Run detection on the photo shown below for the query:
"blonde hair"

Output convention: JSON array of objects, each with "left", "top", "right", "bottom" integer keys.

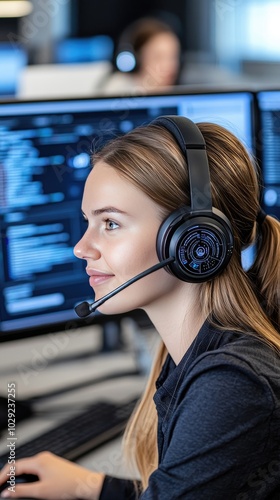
[{"left": 93, "top": 122, "right": 280, "bottom": 490}]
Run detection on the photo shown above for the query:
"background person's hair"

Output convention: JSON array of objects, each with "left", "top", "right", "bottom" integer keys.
[{"left": 93, "top": 121, "right": 280, "bottom": 489}]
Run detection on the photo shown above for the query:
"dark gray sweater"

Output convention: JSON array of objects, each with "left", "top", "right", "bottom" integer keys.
[{"left": 100, "top": 320, "right": 280, "bottom": 499}]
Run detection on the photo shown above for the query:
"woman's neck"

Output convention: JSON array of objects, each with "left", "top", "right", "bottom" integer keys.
[{"left": 145, "top": 282, "right": 207, "bottom": 365}]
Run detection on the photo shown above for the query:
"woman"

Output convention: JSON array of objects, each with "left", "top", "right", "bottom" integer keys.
[
  {"left": 102, "top": 17, "right": 181, "bottom": 95},
  {"left": 0, "top": 116, "right": 280, "bottom": 499}
]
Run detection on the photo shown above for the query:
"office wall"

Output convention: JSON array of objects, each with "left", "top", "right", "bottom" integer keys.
[{"left": 73, "top": 0, "right": 186, "bottom": 44}]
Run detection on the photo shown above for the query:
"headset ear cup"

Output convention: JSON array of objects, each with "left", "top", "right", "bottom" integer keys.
[
  {"left": 115, "top": 24, "right": 138, "bottom": 73},
  {"left": 157, "top": 207, "right": 234, "bottom": 282},
  {"left": 115, "top": 44, "right": 137, "bottom": 72},
  {"left": 157, "top": 207, "right": 187, "bottom": 263}
]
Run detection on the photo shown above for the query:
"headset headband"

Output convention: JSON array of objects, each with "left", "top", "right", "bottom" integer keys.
[{"left": 152, "top": 116, "right": 212, "bottom": 212}]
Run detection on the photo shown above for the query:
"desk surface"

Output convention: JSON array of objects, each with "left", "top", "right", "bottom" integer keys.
[{"left": 0, "top": 320, "right": 158, "bottom": 478}]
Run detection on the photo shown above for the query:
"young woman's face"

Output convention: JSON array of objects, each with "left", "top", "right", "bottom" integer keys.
[
  {"left": 74, "top": 161, "right": 179, "bottom": 315},
  {"left": 139, "top": 32, "right": 180, "bottom": 87}
]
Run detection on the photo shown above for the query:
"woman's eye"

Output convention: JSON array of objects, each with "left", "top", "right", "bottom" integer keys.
[{"left": 105, "top": 219, "right": 119, "bottom": 230}]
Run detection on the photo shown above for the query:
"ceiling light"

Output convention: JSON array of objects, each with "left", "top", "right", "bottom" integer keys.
[{"left": 0, "top": 1, "right": 33, "bottom": 18}]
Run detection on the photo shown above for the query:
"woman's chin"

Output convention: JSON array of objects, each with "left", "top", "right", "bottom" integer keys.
[{"left": 96, "top": 300, "right": 135, "bottom": 316}]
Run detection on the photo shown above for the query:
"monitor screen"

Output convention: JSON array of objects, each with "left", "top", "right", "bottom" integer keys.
[
  {"left": 0, "top": 90, "right": 255, "bottom": 341},
  {"left": 0, "top": 43, "right": 27, "bottom": 96},
  {"left": 54, "top": 36, "right": 114, "bottom": 64},
  {"left": 256, "top": 90, "right": 280, "bottom": 221}
]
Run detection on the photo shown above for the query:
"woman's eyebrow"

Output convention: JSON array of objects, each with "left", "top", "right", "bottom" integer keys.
[{"left": 92, "top": 207, "right": 127, "bottom": 216}]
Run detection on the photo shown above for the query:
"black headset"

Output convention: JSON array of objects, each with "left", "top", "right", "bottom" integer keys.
[
  {"left": 115, "top": 22, "right": 141, "bottom": 73},
  {"left": 152, "top": 115, "right": 234, "bottom": 283}
]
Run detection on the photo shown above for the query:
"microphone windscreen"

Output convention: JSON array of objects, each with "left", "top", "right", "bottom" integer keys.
[{"left": 74, "top": 301, "right": 91, "bottom": 318}]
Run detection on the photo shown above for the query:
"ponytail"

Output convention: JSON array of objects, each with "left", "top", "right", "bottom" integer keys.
[{"left": 249, "top": 215, "right": 280, "bottom": 330}]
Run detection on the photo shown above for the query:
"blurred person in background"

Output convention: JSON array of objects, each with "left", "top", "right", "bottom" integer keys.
[{"left": 102, "top": 17, "right": 181, "bottom": 95}]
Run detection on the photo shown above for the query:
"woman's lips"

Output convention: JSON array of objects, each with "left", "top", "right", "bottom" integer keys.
[{"left": 86, "top": 270, "right": 114, "bottom": 287}]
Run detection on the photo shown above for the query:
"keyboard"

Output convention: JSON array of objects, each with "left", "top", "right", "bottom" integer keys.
[{"left": 0, "top": 397, "right": 138, "bottom": 468}]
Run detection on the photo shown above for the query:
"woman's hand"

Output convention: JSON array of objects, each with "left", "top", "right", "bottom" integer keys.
[{"left": 0, "top": 452, "right": 105, "bottom": 499}]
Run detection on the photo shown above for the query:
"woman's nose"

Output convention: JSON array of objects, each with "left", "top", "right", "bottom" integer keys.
[{"left": 73, "top": 232, "right": 101, "bottom": 261}]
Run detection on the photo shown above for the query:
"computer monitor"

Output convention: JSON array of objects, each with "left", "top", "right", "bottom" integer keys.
[
  {"left": 17, "top": 61, "right": 113, "bottom": 99},
  {"left": 0, "top": 43, "right": 27, "bottom": 97},
  {"left": 255, "top": 90, "right": 280, "bottom": 221},
  {"left": 0, "top": 90, "right": 255, "bottom": 341},
  {"left": 54, "top": 36, "right": 114, "bottom": 64}
]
